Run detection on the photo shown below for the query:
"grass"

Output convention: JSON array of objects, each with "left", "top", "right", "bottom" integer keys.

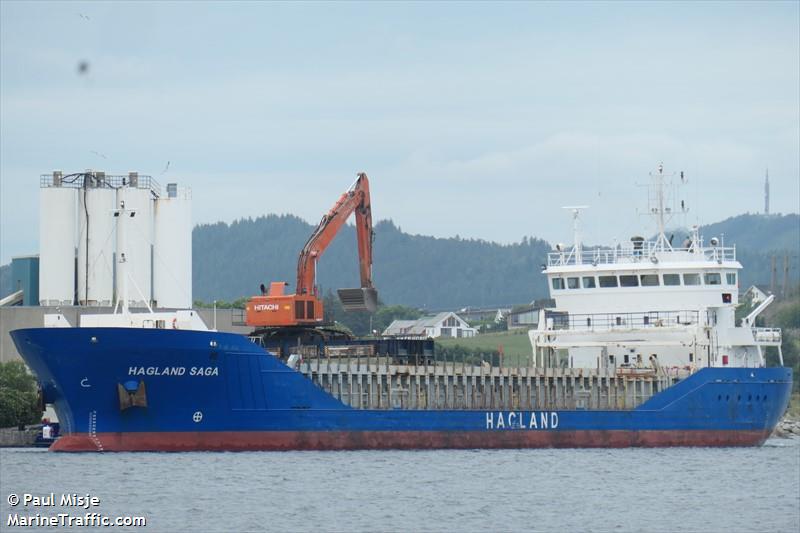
[{"left": 436, "top": 329, "right": 533, "bottom": 366}]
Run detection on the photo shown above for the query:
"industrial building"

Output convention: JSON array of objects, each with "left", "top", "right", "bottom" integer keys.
[
  {"left": 1, "top": 170, "right": 194, "bottom": 362},
  {"left": 38, "top": 170, "right": 192, "bottom": 308}
]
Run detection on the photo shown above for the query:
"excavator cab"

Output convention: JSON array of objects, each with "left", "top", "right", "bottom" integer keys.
[{"left": 337, "top": 287, "right": 378, "bottom": 313}]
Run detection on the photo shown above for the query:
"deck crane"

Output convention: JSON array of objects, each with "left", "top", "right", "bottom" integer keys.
[{"left": 245, "top": 173, "right": 378, "bottom": 333}]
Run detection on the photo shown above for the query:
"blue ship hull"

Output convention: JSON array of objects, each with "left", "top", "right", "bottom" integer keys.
[{"left": 10, "top": 327, "right": 793, "bottom": 451}]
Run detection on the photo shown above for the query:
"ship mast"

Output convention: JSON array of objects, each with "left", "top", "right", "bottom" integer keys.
[
  {"left": 653, "top": 164, "right": 670, "bottom": 251},
  {"left": 647, "top": 163, "right": 687, "bottom": 252},
  {"left": 562, "top": 206, "right": 588, "bottom": 263}
]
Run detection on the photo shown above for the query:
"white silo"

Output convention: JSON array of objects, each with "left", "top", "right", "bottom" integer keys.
[
  {"left": 77, "top": 172, "right": 116, "bottom": 306},
  {"left": 116, "top": 173, "right": 153, "bottom": 307},
  {"left": 153, "top": 184, "right": 192, "bottom": 309},
  {"left": 39, "top": 171, "right": 78, "bottom": 305}
]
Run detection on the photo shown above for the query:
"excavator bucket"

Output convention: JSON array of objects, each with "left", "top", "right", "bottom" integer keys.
[{"left": 337, "top": 288, "right": 378, "bottom": 313}]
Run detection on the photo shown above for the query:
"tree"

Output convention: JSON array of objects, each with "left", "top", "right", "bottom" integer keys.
[
  {"left": 763, "top": 286, "right": 800, "bottom": 391},
  {"left": 0, "top": 361, "right": 41, "bottom": 428}
]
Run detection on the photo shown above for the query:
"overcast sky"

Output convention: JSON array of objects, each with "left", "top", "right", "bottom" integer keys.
[{"left": 1, "top": 1, "right": 798, "bottom": 264}]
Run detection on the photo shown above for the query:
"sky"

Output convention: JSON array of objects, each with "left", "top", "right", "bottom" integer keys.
[{"left": 1, "top": 1, "right": 798, "bottom": 264}]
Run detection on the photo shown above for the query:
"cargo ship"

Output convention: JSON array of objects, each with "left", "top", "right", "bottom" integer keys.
[{"left": 10, "top": 166, "right": 793, "bottom": 451}]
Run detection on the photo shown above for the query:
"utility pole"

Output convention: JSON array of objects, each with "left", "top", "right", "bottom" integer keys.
[
  {"left": 770, "top": 254, "right": 777, "bottom": 294},
  {"left": 764, "top": 168, "right": 770, "bottom": 215},
  {"left": 783, "top": 253, "right": 789, "bottom": 297}
]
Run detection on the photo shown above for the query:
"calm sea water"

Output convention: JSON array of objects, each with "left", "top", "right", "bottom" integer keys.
[{"left": 1, "top": 439, "right": 798, "bottom": 533}]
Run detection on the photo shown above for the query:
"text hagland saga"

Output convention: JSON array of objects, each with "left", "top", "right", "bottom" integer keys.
[{"left": 128, "top": 366, "right": 218, "bottom": 376}]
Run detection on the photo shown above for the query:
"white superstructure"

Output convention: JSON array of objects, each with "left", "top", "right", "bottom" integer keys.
[{"left": 530, "top": 164, "right": 782, "bottom": 372}]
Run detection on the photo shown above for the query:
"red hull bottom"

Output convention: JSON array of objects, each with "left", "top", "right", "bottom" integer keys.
[{"left": 50, "top": 430, "right": 771, "bottom": 452}]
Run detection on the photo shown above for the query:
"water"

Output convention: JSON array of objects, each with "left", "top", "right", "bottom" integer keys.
[{"left": 2, "top": 439, "right": 799, "bottom": 532}]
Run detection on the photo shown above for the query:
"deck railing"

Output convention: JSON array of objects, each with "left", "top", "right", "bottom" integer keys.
[
  {"left": 547, "top": 242, "right": 736, "bottom": 267},
  {"left": 40, "top": 173, "right": 161, "bottom": 196},
  {"left": 752, "top": 327, "right": 782, "bottom": 344},
  {"left": 548, "top": 310, "right": 701, "bottom": 332}
]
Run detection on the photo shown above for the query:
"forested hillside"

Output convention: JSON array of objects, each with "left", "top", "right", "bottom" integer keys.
[
  {"left": 700, "top": 214, "right": 799, "bottom": 291},
  {"left": 192, "top": 216, "right": 552, "bottom": 309},
  {"left": 2, "top": 213, "right": 798, "bottom": 309},
  {"left": 191, "top": 213, "right": 798, "bottom": 308}
]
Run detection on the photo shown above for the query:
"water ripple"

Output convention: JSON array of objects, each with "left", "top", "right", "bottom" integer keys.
[{"left": 1, "top": 442, "right": 798, "bottom": 532}]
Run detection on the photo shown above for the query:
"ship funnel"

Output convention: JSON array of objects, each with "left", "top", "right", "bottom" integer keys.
[{"left": 337, "top": 288, "right": 378, "bottom": 313}]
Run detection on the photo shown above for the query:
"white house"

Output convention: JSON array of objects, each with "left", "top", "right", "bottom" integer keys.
[
  {"left": 506, "top": 306, "right": 539, "bottom": 330},
  {"left": 458, "top": 307, "right": 511, "bottom": 324},
  {"left": 383, "top": 312, "right": 478, "bottom": 339},
  {"left": 743, "top": 285, "right": 770, "bottom": 305}
]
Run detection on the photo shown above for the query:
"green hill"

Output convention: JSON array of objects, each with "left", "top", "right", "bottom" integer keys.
[
  {"left": 699, "top": 214, "right": 799, "bottom": 292},
  {"left": 190, "top": 212, "right": 798, "bottom": 308},
  {"left": 2, "top": 212, "right": 798, "bottom": 309},
  {"left": 192, "top": 216, "right": 551, "bottom": 309}
]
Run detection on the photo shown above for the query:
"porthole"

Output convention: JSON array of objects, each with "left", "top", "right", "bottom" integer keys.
[
  {"left": 748, "top": 395, "right": 752, "bottom": 401},
  {"left": 717, "top": 395, "right": 722, "bottom": 401},
  {"left": 726, "top": 395, "right": 730, "bottom": 401},
  {"left": 737, "top": 395, "right": 741, "bottom": 402}
]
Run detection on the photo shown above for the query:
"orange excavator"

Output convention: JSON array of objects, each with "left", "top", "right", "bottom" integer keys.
[{"left": 245, "top": 172, "right": 378, "bottom": 333}]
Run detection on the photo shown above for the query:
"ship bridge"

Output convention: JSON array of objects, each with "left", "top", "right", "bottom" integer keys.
[{"left": 535, "top": 164, "right": 783, "bottom": 371}]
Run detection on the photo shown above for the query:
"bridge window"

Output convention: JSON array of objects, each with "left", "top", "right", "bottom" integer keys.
[
  {"left": 599, "top": 276, "right": 618, "bottom": 288},
  {"left": 620, "top": 275, "right": 639, "bottom": 287},
  {"left": 552, "top": 278, "right": 565, "bottom": 290},
  {"left": 567, "top": 277, "right": 580, "bottom": 289},
  {"left": 705, "top": 272, "right": 721, "bottom": 285},
  {"left": 582, "top": 276, "right": 596, "bottom": 288},
  {"left": 663, "top": 274, "right": 681, "bottom": 286},
  {"left": 683, "top": 273, "right": 701, "bottom": 286},
  {"left": 726, "top": 273, "right": 736, "bottom": 285},
  {"left": 722, "top": 293, "right": 732, "bottom": 303},
  {"left": 640, "top": 274, "right": 660, "bottom": 286}
]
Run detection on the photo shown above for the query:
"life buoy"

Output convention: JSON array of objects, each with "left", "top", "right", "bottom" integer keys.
[{"left": 172, "top": 318, "right": 178, "bottom": 329}]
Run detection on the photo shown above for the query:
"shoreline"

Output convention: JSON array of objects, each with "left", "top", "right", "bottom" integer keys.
[{"left": 773, "top": 413, "right": 800, "bottom": 438}]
